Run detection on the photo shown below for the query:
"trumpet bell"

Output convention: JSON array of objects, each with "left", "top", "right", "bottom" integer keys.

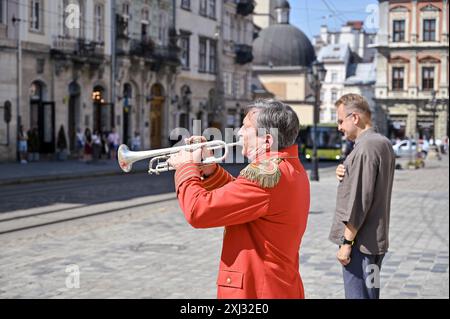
[
  {"left": 118, "top": 144, "right": 132, "bottom": 173},
  {"left": 117, "top": 140, "right": 242, "bottom": 174}
]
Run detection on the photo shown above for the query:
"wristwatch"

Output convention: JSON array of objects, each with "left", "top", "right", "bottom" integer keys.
[{"left": 340, "top": 236, "right": 355, "bottom": 246}]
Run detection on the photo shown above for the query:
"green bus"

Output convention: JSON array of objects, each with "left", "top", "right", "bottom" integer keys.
[{"left": 299, "top": 124, "right": 343, "bottom": 161}]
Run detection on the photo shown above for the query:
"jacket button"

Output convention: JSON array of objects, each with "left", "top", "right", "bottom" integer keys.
[{"left": 226, "top": 277, "right": 232, "bottom": 284}]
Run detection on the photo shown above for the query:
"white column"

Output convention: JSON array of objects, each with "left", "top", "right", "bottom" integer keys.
[
  {"left": 375, "top": 53, "right": 388, "bottom": 98},
  {"left": 411, "top": 1, "right": 417, "bottom": 43},
  {"left": 442, "top": 0, "right": 448, "bottom": 43},
  {"left": 377, "top": 1, "right": 389, "bottom": 45},
  {"left": 440, "top": 53, "right": 449, "bottom": 95},
  {"left": 410, "top": 52, "right": 417, "bottom": 95}
]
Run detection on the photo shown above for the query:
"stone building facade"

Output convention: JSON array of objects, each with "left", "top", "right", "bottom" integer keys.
[{"left": 374, "top": 0, "right": 449, "bottom": 140}]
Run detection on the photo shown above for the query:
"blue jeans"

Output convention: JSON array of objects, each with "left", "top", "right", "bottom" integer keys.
[{"left": 343, "top": 248, "right": 385, "bottom": 299}]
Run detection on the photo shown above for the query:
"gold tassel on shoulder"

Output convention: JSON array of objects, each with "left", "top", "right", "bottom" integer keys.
[{"left": 240, "top": 158, "right": 283, "bottom": 188}]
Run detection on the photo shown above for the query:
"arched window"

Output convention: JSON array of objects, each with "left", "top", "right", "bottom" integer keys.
[
  {"left": 94, "top": 2, "right": 105, "bottom": 43},
  {"left": 141, "top": 8, "right": 150, "bottom": 40},
  {"left": 29, "top": 81, "right": 44, "bottom": 101}
]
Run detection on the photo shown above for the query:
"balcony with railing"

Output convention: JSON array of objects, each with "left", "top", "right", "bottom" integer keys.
[
  {"left": 153, "top": 44, "right": 180, "bottom": 66},
  {"left": 236, "top": 0, "right": 255, "bottom": 16},
  {"left": 235, "top": 44, "right": 253, "bottom": 64},
  {"left": 128, "top": 37, "right": 155, "bottom": 60},
  {"left": 51, "top": 36, "right": 105, "bottom": 60}
]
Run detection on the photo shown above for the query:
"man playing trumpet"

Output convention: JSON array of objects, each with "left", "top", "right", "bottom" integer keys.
[{"left": 168, "top": 99, "right": 310, "bottom": 299}]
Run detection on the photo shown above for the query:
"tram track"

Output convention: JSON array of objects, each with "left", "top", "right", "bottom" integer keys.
[{"left": 0, "top": 194, "right": 177, "bottom": 235}]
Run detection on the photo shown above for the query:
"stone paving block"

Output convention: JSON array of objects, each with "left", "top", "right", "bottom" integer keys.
[{"left": 0, "top": 158, "right": 448, "bottom": 299}]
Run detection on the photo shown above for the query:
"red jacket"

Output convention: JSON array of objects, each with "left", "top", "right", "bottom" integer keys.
[{"left": 175, "top": 145, "right": 310, "bottom": 299}]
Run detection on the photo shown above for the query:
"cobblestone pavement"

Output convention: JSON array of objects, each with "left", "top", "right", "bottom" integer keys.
[{"left": 0, "top": 157, "right": 448, "bottom": 299}]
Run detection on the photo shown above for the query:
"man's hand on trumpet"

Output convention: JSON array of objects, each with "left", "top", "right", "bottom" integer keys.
[
  {"left": 167, "top": 136, "right": 218, "bottom": 177},
  {"left": 167, "top": 147, "right": 202, "bottom": 169}
]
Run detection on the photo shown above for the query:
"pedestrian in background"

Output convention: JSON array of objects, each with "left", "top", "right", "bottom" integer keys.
[
  {"left": 92, "top": 130, "right": 102, "bottom": 162},
  {"left": 27, "top": 127, "right": 40, "bottom": 162},
  {"left": 18, "top": 125, "right": 28, "bottom": 164},
  {"left": 107, "top": 127, "right": 120, "bottom": 160},
  {"left": 76, "top": 128, "right": 85, "bottom": 160},
  {"left": 329, "top": 94, "right": 395, "bottom": 299},
  {"left": 131, "top": 131, "right": 141, "bottom": 151},
  {"left": 56, "top": 125, "right": 68, "bottom": 161},
  {"left": 83, "top": 128, "right": 93, "bottom": 163}
]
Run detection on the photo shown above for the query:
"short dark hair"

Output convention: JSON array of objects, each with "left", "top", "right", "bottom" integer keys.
[{"left": 246, "top": 99, "right": 300, "bottom": 150}]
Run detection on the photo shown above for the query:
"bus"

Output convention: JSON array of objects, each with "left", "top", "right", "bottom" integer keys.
[{"left": 299, "top": 124, "right": 343, "bottom": 161}]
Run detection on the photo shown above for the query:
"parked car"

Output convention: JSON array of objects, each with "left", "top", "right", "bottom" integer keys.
[{"left": 392, "top": 140, "right": 418, "bottom": 158}]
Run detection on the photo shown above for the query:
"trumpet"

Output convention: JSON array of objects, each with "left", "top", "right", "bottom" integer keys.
[{"left": 118, "top": 140, "right": 242, "bottom": 175}]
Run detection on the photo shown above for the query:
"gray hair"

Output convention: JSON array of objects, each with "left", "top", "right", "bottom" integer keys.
[
  {"left": 335, "top": 93, "right": 372, "bottom": 119},
  {"left": 245, "top": 99, "right": 300, "bottom": 150}
]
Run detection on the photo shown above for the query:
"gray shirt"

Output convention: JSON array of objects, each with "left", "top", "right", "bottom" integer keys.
[{"left": 329, "top": 128, "right": 396, "bottom": 255}]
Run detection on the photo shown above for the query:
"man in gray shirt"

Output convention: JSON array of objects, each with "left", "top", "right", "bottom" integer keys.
[{"left": 329, "top": 94, "right": 395, "bottom": 299}]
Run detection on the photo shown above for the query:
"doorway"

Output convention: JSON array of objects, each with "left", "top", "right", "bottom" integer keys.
[
  {"left": 150, "top": 84, "right": 165, "bottom": 149},
  {"left": 122, "top": 83, "right": 133, "bottom": 146},
  {"left": 29, "top": 81, "right": 55, "bottom": 154},
  {"left": 68, "top": 81, "right": 81, "bottom": 152}
]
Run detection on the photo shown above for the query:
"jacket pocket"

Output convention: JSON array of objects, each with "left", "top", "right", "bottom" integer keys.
[{"left": 216, "top": 270, "right": 244, "bottom": 289}]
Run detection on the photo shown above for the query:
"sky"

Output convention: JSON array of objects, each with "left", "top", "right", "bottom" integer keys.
[{"left": 289, "top": 0, "right": 380, "bottom": 40}]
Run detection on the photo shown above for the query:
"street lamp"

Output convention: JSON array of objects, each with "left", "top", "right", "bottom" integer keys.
[
  {"left": 307, "top": 60, "right": 327, "bottom": 182},
  {"left": 422, "top": 89, "right": 444, "bottom": 159},
  {"left": 428, "top": 90, "right": 438, "bottom": 146}
]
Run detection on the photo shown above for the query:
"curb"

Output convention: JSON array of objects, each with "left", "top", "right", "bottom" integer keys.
[
  {"left": 0, "top": 168, "right": 150, "bottom": 187},
  {"left": 0, "top": 162, "right": 343, "bottom": 187}
]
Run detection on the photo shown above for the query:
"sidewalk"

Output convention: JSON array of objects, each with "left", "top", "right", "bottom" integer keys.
[
  {"left": 0, "top": 159, "right": 150, "bottom": 186},
  {"left": 0, "top": 158, "right": 252, "bottom": 186},
  {"left": 1, "top": 152, "right": 437, "bottom": 186}
]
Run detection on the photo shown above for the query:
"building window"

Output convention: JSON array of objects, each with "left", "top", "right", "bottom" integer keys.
[
  {"left": 0, "top": 0, "right": 5, "bottom": 24},
  {"left": 423, "top": 19, "right": 436, "bottom": 42},
  {"left": 121, "top": 2, "right": 130, "bottom": 37},
  {"left": 199, "top": 0, "right": 207, "bottom": 17},
  {"left": 180, "top": 35, "right": 190, "bottom": 69},
  {"left": 331, "top": 89, "right": 338, "bottom": 103},
  {"left": 199, "top": 37, "right": 207, "bottom": 72},
  {"left": 331, "top": 110, "right": 337, "bottom": 122},
  {"left": 158, "top": 14, "right": 167, "bottom": 45},
  {"left": 141, "top": 8, "right": 149, "bottom": 40},
  {"left": 320, "top": 110, "right": 325, "bottom": 122},
  {"left": 422, "top": 67, "right": 435, "bottom": 91},
  {"left": 233, "top": 73, "right": 239, "bottom": 98},
  {"left": 30, "top": 0, "right": 42, "bottom": 32},
  {"left": 393, "top": 20, "right": 405, "bottom": 42},
  {"left": 94, "top": 4, "right": 104, "bottom": 42},
  {"left": 209, "top": 40, "right": 217, "bottom": 73},
  {"left": 331, "top": 72, "right": 338, "bottom": 83},
  {"left": 208, "top": 0, "right": 216, "bottom": 19},
  {"left": 122, "top": 3, "right": 129, "bottom": 16},
  {"left": 392, "top": 67, "right": 404, "bottom": 90},
  {"left": 223, "top": 73, "right": 233, "bottom": 96},
  {"left": 236, "top": 20, "right": 242, "bottom": 43},
  {"left": 181, "top": 0, "right": 190, "bottom": 10}
]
